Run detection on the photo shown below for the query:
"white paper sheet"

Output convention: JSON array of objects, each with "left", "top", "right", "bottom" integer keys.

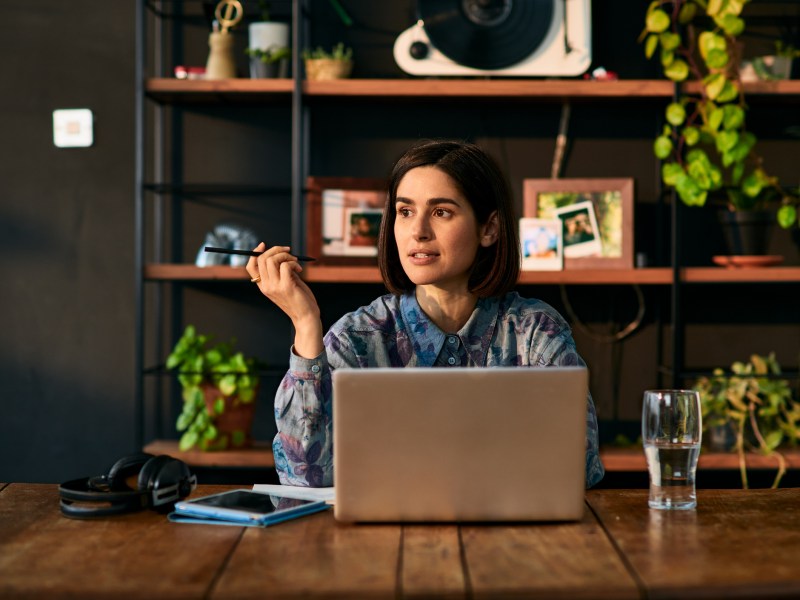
[{"left": 252, "top": 483, "right": 335, "bottom": 504}]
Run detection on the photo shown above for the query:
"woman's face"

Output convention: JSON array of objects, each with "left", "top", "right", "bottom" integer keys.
[{"left": 394, "top": 166, "right": 493, "bottom": 292}]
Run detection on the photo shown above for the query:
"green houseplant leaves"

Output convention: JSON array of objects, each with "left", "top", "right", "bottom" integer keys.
[
  {"left": 642, "top": 0, "right": 799, "bottom": 228},
  {"left": 166, "top": 325, "right": 262, "bottom": 451},
  {"left": 694, "top": 353, "right": 800, "bottom": 488}
]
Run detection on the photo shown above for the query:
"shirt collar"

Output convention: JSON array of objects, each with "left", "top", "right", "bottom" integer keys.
[{"left": 400, "top": 292, "right": 501, "bottom": 367}]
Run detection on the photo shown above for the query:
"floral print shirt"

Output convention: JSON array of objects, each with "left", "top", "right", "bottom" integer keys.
[{"left": 272, "top": 291, "right": 605, "bottom": 488}]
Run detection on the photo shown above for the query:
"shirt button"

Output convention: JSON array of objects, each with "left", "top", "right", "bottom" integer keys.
[
  {"left": 448, "top": 357, "right": 456, "bottom": 365},
  {"left": 448, "top": 336, "right": 457, "bottom": 345},
  {"left": 311, "top": 364, "right": 320, "bottom": 374}
]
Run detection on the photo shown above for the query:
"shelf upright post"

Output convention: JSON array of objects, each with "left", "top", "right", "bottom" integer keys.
[
  {"left": 291, "top": 0, "right": 308, "bottom": 252},
  {"left": 134, "top": 0, "right": 146, "bottom": 449},
  {"left": 670, "top": 80, "right": 683, "bottom": 390}
]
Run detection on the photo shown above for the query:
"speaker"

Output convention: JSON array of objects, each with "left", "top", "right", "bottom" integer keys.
[
  {"left": 58, "top": 453, "right": 197, "bottom": 519},
  {"left": 394, "top": 0, "right": 591, "bottom": 77}
]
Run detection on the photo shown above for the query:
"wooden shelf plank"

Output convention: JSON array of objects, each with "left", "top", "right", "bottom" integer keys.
[
  {"left": 144, "top": 439, "right": 274, "bottom": 468},
  {"left": 304, "top": 79, "right": 675, "bottom": 98},
  {"left": 144, "top": 264, "right": 800, "bottom": 284},
  {"left": 145, "top": 265, "right": 248, "bottom": 280},
  {"left": 601, "top": 447, "right": 800, "bottom": 472},
  {"left": 144, "top": 78, "right": 800, "bottom": 103},
  {"left": 145, "top": 78, "right": 294, "bottom": 103},
  {"left": 682, "top": 266, "right": 800, "bottom": 283}
]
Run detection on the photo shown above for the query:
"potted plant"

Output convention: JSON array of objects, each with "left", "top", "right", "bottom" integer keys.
[
  {"left": 246, "top": 45, "right": 291, "bottom": 79},
  {"left": 303, "top": 42, "right": 353, "bottom": 81},
  {"left": 693, "top": 352, "right": 800, "bottom": 488},
  {"left": 247, "top": 0, "right": 290, "bottom": 79},
  {"left": 166, "top": 325, "right": 262, "bottom": 452},
  {"left": 641, "top": 1, "right": 799, "bottom": 256}
]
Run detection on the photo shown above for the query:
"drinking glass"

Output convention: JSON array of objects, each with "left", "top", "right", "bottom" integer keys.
[{"left": 642, "top": 389, "right": 702, "bottom": 510}]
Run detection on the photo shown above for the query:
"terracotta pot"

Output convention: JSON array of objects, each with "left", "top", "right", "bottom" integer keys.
[{"left": 201, "top": 383, "right": 256, "bottom": 451}]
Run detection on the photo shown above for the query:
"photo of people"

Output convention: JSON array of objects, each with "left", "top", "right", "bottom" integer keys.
[
  {"left": 321, "top": 189, "right": 385, "bottom": 256},
  {"left": 519, "top": 218, "right": 563, "bottom": 271},
  {"left": 552, "top": 201, "right": 603, "bottom": 258},
  {"left": 344, "top": 208, "right": 382, "bottom": 253}
]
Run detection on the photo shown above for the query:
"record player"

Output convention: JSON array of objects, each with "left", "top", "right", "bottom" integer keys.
[{"left": 394, "top": 0, "right": 591, "bottom": 77}]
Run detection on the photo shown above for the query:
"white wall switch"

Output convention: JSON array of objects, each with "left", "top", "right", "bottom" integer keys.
[{"left": 53, "top": 108, "right": 94, "bottom": 148}]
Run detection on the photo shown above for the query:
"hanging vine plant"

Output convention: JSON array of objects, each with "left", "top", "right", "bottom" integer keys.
[{"left": 641, "top": 0, "right": 799, "bottom": 228}]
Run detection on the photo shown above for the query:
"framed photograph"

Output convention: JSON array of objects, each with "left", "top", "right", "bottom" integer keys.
[
  {"left": 306, "top": 177, "right": 387, "bottom": 265},
  {"left": 523, "top": 178, "right": 634, "bottom": 270},
  {"left": 519, "top": 218, "right": 563, "bottom": 271}
]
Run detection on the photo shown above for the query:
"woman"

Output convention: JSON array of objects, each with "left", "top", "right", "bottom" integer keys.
[{"left": 247, "top": 140, "right": 604, "bottom": 488}]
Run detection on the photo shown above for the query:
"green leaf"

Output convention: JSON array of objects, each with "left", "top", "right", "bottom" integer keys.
[
  {"left": 654, "top": 136, "right": 673, "bottom": 159},
  {"left": 707, "top": 107, "right": 724, "bottom": 132},
  {"left": 645, "top": 33, "right": 659, "bottom": 59},
  {"left": 707, "top": 0, "right": 724, "bottom": 16},
  {"left": 742, "top": 171, "right": 764, "bottom": 198},
  {"left": 720, "top": 15, "right": 745, "bottom": 37},
  {"left": 646, "top": 9, "right": 671, "bottom": 33},
  {"left": 218, "top": 374, "right": 237, "bottom": 396},
  {"left": 765, "top": 430, "right": 783, "bottom": 451},
  {"left": 698, "top": 32, "right": 726, "bottom": 61},
  {"left": 179, "top": 431, "right": 198, "bottom": 452},
  {"left": 716, "top": 130, "right": 739, "bottom": 153},
  {"left": 231, "top": 430, "right": 247, "bottom": 447},
  {"left": 659, "top": 32, "right": 681, "bottom": 51},
  {"left": 705, "top": 48, "right": 729, "bottom": 70},
  {"left": 688, "top": 160, "right": 713, "bottom": 190},
  {"left": 214, "top": 397, "right": 225, "bottom": 414},
  {"left": 683, "top": 126, "right": 700, "bottom": 146},
  {"left": 777, "top": 205, "right": 797, "bottom": 229},
  {"left": 666, "top": 102, "right": 686, "bottom": 126},
  {"left": 722, "top": 105, "right": 745, "bottom": 130},
  {"left": 731, "top": 161, "right": 745, "bottom": 185},
  {"left": 660, "top": 48, "right": 675, "bottom": 68},
  {"left": 664, "top": 59, "right": 689, "bottom": 81},
  {"left": 662, "top": 162, "right": 684, "bottom": 186},
  {"left": 705, "top": 73, "right": 726, "bottom": 100},
  {"left": 678, "top": 2, "right": 697, "bottom": 24},
  {"left": 716, "top": 80, "right": 739, "bottom": 103}
]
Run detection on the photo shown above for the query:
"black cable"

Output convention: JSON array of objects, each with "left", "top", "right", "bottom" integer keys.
[{"left": 559, "top": 284, "right": 646, "bottom": 344}]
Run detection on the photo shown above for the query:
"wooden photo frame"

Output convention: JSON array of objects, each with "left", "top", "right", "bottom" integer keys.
[
  {"left": 523, "top": 178, "right": 634, "bottom": 270},
  {"left": 306, "top": 177, "right": 388, "bottom": 265}
]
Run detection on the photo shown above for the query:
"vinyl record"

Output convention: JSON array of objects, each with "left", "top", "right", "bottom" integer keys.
[{"left": 419, "top": 0, "right": 555, "bottom": 70}]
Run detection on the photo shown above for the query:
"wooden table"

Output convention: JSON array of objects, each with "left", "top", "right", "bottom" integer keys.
[{"left": 2, "top": 483, "right": 800, "bottom": 599}]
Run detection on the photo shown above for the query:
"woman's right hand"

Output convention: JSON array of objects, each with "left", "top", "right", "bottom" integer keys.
[{"left": 246, "top": 243, "right": 324, "bottom": 358}]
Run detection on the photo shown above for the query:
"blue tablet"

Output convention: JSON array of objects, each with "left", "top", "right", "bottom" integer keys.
[{"left": 171, "top": 489, "right": 329, "bottom": 526}]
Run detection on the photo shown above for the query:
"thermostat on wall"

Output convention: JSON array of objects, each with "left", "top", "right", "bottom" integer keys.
[{"left": 53, "top": 108, "right": 93, "bottom": 148}]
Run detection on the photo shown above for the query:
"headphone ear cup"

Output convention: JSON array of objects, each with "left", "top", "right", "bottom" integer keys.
[
  {"left": 106, "top": 453, "right": 155, "bottom": 491},
  {"left": 137, "top": 455, "right": 196, "bottom": 511},
  {"left": 137, "top": 455, "right": 172, "bottom": 494}
]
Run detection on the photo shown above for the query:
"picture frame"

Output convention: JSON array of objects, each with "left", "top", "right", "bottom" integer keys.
[
  {"left": 306, "top": 177, "right": 387, "bottom": 265},
  {"left": 519, "top": 218, "right": 563, "bottom": 271},
  {"left": 523, "top": 178, "right": 634, "bottom": 270}
]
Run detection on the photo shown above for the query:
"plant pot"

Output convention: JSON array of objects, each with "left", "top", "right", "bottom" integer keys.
[
  {"left": 249, "top": 58, "right": 289, "bottom": 79},
  {"left": 201, "top": 383, "right": 256, "bottom": 451},
  {"left": 248, "top": 21, "right": 289, "bottom": 53},
  {"left": 717, "top": 209, "right": 775, "bottom": 256},
  {"left": 305, "top": 58, "right": 353, "bottom": 81}
]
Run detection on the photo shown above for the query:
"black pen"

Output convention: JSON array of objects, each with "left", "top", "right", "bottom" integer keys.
[{"left": 204, "top": 246, "right": 317, "bottom": 262}]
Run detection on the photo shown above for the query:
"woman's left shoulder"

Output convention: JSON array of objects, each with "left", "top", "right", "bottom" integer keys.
[{"left": 497, "top": 291, "right": 569, "bottom": 326}]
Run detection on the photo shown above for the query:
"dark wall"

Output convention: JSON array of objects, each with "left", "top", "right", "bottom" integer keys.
[
  {"left": 0, "top": 3, "right": 136, "bottom": 482},
  {"left": 1, "top": 2, "right": 798, "bottom": 483}
]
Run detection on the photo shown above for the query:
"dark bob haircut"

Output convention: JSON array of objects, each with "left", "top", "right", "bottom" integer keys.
[{"left": 378, "top": 139, "right": 520, "bottom": 297}]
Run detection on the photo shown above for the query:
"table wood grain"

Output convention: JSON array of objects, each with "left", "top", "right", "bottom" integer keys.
[
  {"left": 4, "top": 484, "right": 800, "bottom": 599},
  {"left": 586, "top": 488, "right": 800, "bottom": 599}
]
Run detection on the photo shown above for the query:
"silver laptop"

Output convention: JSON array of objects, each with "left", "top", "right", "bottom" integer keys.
[{"left": 333, "top": 366, "right": 588, "bottom": 522}]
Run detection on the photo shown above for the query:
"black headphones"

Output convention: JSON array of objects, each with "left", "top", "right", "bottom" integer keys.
[{"left": 58, "top": 453, "right": 197, "bottom": 519}]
